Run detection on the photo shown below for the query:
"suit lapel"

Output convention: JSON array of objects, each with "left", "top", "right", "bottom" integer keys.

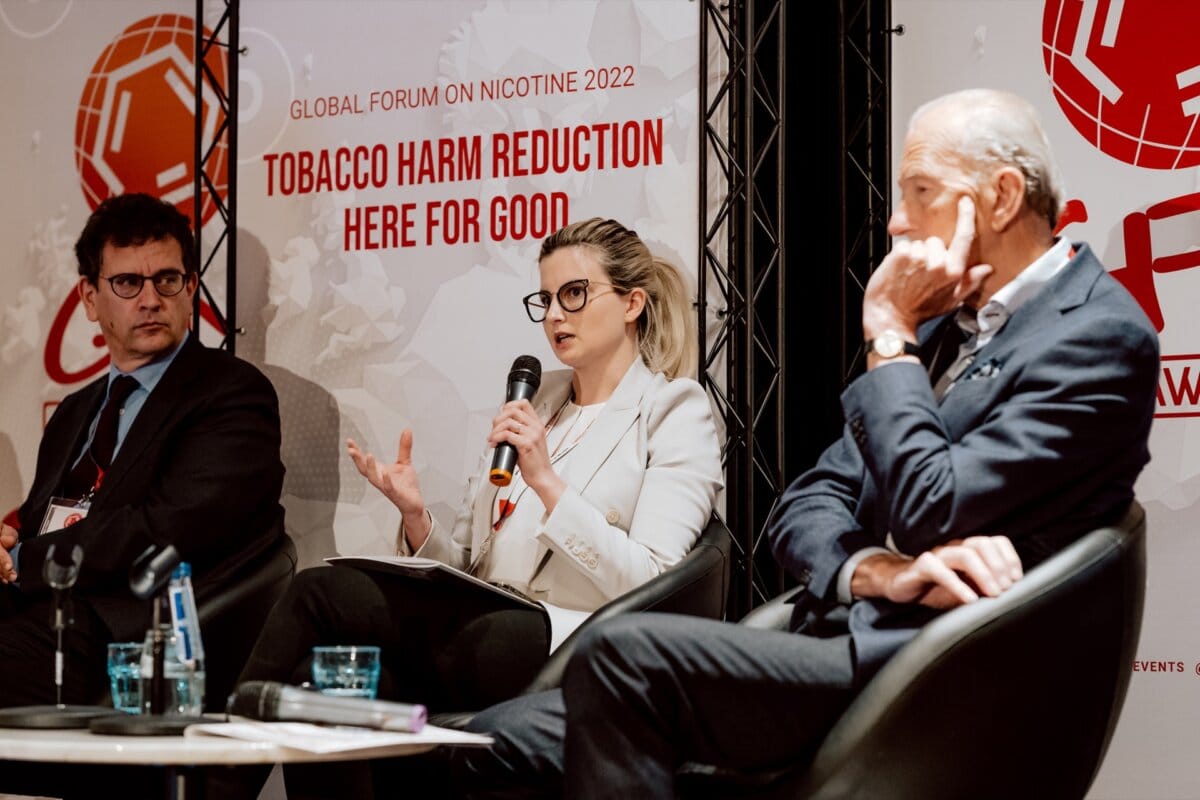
[
  {"left": 528, "top": 360, "right": 651, "bottom": 579},
  {"left": 919, "top": 313, "right": 965, "bottom": 385},
  {"left": 558, "top": 359, "right": 651, "bottom": 494},
  {"left": 94, "top": 338, "right": 202, "bottom": 502},
  {"left": 962, "top": 245, "right": 1103, "bottom": 370},
  {"left": 45, "top": 379, "right": 107, "bottom": 500}
]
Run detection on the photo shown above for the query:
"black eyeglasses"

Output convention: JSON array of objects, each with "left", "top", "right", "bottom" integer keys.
[
  {"left": 522, "top": 279, "right": 619, "bottom": 323},
  {"left": 100, "top": 270, "right": 191, "bottom": 299}
]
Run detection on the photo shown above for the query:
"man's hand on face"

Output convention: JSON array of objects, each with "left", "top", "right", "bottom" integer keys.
[
  {"left": 863, "top": 196, "right": 994, "bottom": 341},
  {"left": 852, "top": 535, "right": 1024, "bottom": 610}
]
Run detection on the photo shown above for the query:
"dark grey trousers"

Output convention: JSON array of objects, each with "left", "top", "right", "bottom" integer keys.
[{"left": 457, "top": 613, "right": 859, "bottom": 799}]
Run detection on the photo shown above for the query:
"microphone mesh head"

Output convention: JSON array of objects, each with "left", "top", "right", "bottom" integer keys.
[
  {"left": 509, "top": 355, "right": 542, "bottom": 390},
  {"left": 227, "top": 680, "right": 281, "bottom": 721}
]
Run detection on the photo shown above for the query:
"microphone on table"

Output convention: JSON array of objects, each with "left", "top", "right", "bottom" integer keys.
[
  {"left": 228, "top": 681, "right": 427, "bottom": 733},
  {"left": 489, "top": 355, "right": 542, "bottom": 486}
]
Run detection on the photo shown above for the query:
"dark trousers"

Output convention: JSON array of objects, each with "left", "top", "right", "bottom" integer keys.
[
  {"left": 458, "top": 614, "right": 859, "bottom": 799},
  {"left": 0, "top": 587, "right": 126, "bottom": 799},
  {"left": 236, "top": 565, "right": 551, "bottom": 800},
  {"left": 0, "top": 586, "right": 112, "bottom": 707}
]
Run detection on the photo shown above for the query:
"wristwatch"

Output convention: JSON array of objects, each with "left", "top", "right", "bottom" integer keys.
[{"left": 865, "top": 330, "right": 920, "bottom": 360}]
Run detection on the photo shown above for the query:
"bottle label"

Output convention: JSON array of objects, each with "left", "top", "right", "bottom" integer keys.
[{"left": 167, "top": 580, "right": 205, "bottom": 665}]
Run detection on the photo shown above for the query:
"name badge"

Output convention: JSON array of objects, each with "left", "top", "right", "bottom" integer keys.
[{"left": 39, "top": 497, "right": 90, "bottom": 536}]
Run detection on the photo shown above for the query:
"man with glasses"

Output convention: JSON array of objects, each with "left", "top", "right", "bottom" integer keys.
[{"left": 0, "top": 193, "right": 285, "bottom": 707}]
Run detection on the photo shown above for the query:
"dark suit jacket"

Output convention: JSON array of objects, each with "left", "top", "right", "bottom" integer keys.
[
  {"left": 768, "top": 244, "right": 1159, "bottom": 681},
  {"left": 15, "top": 337, "right": 285, "bottom": 641}
]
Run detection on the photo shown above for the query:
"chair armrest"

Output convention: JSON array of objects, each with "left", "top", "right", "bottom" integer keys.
[
  {"left": 738, "top": 585, "right": 805, "bottom": 631},
  {"left": 521, "top": 532, "right": 728, "bottom": 694}
]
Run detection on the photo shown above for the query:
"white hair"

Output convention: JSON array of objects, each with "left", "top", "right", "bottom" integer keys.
[{"left": 912, "top": 89, "right": 1065, "bottom": 229}]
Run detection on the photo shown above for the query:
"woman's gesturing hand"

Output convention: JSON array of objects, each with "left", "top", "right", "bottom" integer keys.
[{"left": 348, "top": 430, "right": 431, "bottom": 547}]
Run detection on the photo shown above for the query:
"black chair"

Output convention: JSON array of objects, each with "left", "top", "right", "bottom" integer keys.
[
  {"left": 431, "top": 515, "right": 732, "bottom": 728},
  {"left": 681, "top": 502, "right": 1146, "bottom": 800},
  {"left": 195, "top": 532, "right": 297, "bottom": 712}
]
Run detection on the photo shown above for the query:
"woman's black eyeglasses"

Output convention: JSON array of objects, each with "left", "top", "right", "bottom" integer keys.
[
  {"left": 522, "top": 279, "right": 619, "bottom": 323},
  {"left": 100, "top": 270, "right": 190, "bottom": 299}
]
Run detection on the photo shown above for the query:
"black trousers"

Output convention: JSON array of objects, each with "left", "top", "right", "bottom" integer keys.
[
  {"left": 457, "top": 613, "right": 860, "bottom": 800},
  {"left": 0, "top": 590, "right": 198, "bottom": 799},
  {"left": 0, "top": 586, "right": 111, "bottom": 707},
  {"left": 235, "top": 565, "right": 551, "bottom": 800}
]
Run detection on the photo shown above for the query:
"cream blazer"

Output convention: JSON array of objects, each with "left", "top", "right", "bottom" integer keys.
[{"left": 399, "top": 358, "right": 723, "bottom": 613}]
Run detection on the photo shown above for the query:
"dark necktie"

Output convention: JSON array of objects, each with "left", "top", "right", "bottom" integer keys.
[
  {"left": 62, "top": 375, "right": 140, "bottom": 499},
  {"left": 926, "top": 313, "right": 971, "bottom": 387}
]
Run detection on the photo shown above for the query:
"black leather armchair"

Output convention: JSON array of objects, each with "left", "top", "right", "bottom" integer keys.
[
  {"left": 680, "top": 502, "right": 1147, "bottom": 800},
  {"left": 431, "top": 515, "right": 731, "bottom": 728},
  {"left": 195, "top": 532, "right": 297, "bottom": 712},
  {"left": 524, "top": 514, "right": 732, "bottom": 694}
]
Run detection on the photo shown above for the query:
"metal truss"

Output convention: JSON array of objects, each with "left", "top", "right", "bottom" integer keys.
[
  {"left": 838, "top": 0, "right": 893, "bottom": 384},
  {"left": 700, "top": 0, "right": 892, "bottom": 617},
  {"left": 698, "top": 0, "right": 786, "bottom": 619},
  {"left": 192, "top": 0, "right": 240, "bottom": 352}
]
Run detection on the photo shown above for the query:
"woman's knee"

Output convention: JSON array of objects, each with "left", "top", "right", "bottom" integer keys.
[{"left": 289, "top": 564, "right": 376, "bottom": 606}]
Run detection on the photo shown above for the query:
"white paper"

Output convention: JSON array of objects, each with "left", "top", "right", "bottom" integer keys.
[
  {"left": 185, "top": 721, "right": 492, "bottom": 753},
  {"left": 541, "top": 602, "right": 591, "bottom": 653}
]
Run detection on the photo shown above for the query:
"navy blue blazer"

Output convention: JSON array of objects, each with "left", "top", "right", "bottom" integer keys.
[
  {"left": 16, "top": 337, "right": 286, "bottom": 640},
  {"left": 768, "top": 244, "right": 1159, "bottom": 681}
]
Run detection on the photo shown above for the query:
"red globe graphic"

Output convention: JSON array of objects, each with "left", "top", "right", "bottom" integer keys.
[
  {"left": 1043, "top": 0, "right": 1200, "bottom": 169},
  {"left": 75, "top": 14, "right": 227, "bottom": 223}
]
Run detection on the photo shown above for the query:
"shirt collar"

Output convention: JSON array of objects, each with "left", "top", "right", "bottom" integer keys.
[
  {"left": 107, "top": 330, "right": 189, "bottom": 394},
  {"left": 958, "top": 238, "right": 1073, "bottom": 336}
]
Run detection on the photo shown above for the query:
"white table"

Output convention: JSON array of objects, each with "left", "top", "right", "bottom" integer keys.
[{"left": 0, "top": 720, "right": 487, "bottom": 798}]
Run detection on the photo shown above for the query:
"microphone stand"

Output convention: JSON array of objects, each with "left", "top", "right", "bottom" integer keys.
[
  {"left": 0, "top": 544, "right": 122, "bottom": 729},
  {"left": 91, "top": 544, "right": 205, "bottom": 736},
  {"left": 52, "top": 574, "right": 69, "bottom": 707}
]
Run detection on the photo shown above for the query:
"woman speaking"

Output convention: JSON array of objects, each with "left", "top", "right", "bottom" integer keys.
[{"left": 238, "top": 217, "right": 722, "bottom": 711}]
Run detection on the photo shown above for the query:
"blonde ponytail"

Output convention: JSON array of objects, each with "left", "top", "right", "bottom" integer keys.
[{"left": 639, "top": 256, "right": 696, "bottom": 379}]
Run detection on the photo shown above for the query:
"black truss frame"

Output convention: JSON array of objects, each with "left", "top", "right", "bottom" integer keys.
[
  {"left": 192, "top": 0, "right": 240, "bottom": 353},
  {"left": 189, "top": 1, "right": 893, "bottom": 619},
  {"left": 701, "top": 0, "right": 892, "bottom": 618},
  {"left": 838, "top": 0, "right": 893, "bottom": 386},
  {"left": 699, "top": 0, "right": 786, "bottom": 619}
]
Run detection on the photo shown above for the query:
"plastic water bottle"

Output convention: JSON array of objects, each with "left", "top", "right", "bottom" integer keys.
[
  {"left": 139, "top": 625, "right": 205, "bottom": 715},
  {"left": 139, "top": 562, "right": 205, "bottom": 715}
]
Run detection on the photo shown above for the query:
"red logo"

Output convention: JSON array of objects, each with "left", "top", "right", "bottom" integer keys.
[
  {"left": 75, "top": 14, "right": 227, "bottom": 221},
  {"left": 1043, "top": 0, "right": 1200, "bottom": 169},
  {"left": 63, "top": 513, "right": 84, "bottom": 528}
]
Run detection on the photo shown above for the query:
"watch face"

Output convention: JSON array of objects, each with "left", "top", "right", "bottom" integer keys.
[{"left": 875, "top": 331, "right": 903, "bottom": 358}]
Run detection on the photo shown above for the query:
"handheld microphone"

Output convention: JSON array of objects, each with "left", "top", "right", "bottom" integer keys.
[
  {"left": 489, "top": 355, "right": 542, "bottom": 486},
  {"left": 228, "top": 681, "right": 427, "bottom": 733},
  {"left": 129, "top": 543, "right": 181, "bottom": 600}
]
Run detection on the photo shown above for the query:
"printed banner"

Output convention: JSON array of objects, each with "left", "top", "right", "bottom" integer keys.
[
  {"left": 0, "top": 0, "right": 702, "bottom": 570},
  {"left": 892, "top": 1, "right": 1200, "bottom": 796}
]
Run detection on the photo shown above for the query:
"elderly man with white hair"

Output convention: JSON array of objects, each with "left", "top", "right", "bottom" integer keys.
[{"left": 452, "top": 89, "right": 1160, "bottom": 799}]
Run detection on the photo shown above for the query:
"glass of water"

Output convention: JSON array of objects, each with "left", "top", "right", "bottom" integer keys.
[
  {"left": 311, "top": 645, "right": 381, "bottom": 698},
  {"left": 106, "top": 642, "right": 143, "bottom": 714}
]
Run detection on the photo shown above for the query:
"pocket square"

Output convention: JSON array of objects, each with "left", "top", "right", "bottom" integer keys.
[{"left": 961, "top": 358, "right": 1004, "bottom": 381}]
